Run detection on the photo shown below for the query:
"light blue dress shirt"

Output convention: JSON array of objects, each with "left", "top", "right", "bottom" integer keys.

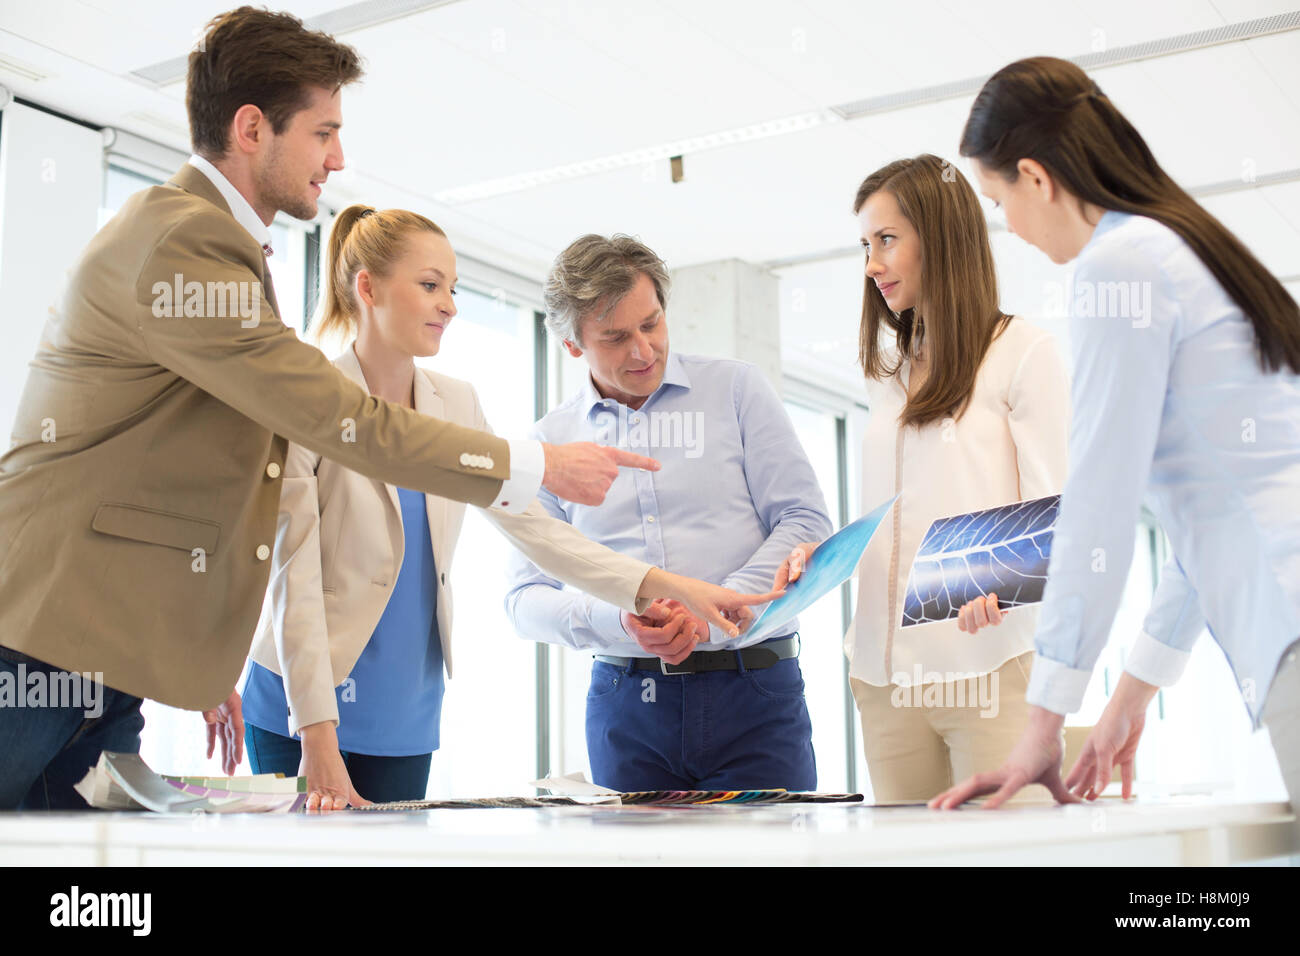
[
  {"left": 504, "top": 352, "right": 834, "bottom": 656},
  {"left": 1027, "top": 210, "right": 1300, "bottom": 726}
]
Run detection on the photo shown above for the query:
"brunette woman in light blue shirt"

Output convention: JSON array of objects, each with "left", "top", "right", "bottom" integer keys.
[{"left": 932, "top": 56, "right": 1300, "bottom": 815}]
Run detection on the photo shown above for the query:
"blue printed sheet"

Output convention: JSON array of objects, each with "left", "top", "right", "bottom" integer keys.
[
  {"left": 746, "top": 495, "right": 898, "bottom": 642},
  {"left": 900, "top": 494, "right": 1059, "bottom": 628}
]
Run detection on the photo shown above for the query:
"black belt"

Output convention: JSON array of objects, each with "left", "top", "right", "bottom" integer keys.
[{"left": 595, "top": 635, "right": 799, "bottom": 676}]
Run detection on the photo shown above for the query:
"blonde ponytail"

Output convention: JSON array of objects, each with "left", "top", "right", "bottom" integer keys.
[{"left": 312, "top": 203, "right": 447, "bottom": 351}]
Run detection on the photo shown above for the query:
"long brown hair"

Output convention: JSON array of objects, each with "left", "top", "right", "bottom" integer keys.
[
  {"left": 960, "top": 56, "right": 1300, "bottom": 374},
  {"left": 854, "top": 154, "right": 1009, "bottom": 428},
  {"left": 315, "top": 204, "right": 447, "bottom": 346}
]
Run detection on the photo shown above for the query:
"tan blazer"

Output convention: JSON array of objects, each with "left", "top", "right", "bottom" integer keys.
[
  {"left": 0, "top": 164, "right": 624, "bottom": 710},
  {"left": 249, "top": 345, "right": 653, "bottom": 734}
]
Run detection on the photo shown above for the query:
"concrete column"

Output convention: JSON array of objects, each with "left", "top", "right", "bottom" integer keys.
[{"left": 667, "top": 258, "right": 782, "bottom": 393}]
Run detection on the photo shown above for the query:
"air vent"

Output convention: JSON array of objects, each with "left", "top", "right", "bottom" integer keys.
[
  {"left": 119, "top": 110, "right": 190, "bottom": 139},
  {"left": 1189, "top": 166, "right": 1300, "bottom": 197},
  {"left": 0, "top": 53, "right": 49, "bottom": 83}
]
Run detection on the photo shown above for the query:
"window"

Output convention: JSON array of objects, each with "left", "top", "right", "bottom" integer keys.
[
  {"left": 782, "top": 401, "right": 855, "bottom": 793},
  {"left": 417, "top": 285, "right": 541, "bottom": 796}
]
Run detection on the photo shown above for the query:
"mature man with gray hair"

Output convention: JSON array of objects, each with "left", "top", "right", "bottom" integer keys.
[{"left": 505, "top": 234, "right": 833, "bottom": 792}]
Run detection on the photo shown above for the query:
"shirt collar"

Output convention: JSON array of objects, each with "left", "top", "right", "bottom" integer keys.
[
  {"left": 1080, "top": 208, "right": 1127, "bottom": 256},
  {"left": 580, "top": 351, "right": 692, "bottom": 416},
  {"left": 186, "top": 153, "right": 274, "bottom": 254}
]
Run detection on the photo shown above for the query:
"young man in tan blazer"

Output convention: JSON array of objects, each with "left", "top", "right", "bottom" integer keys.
[{"left": 0, "top": 8, "right": 770, "bottom": 810}]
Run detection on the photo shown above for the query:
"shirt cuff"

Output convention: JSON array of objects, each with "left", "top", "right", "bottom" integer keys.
[
  {"left": 1124, "top": 629, "right": 1193, "bottom": 688},
  {"left": 1024, "top": 655, "right": 1093, "bottom": 716},
  {"left": 491, "top": 439, "right": 544, "bottom": 514},
  {"left": 286, "top": 701, "right": 340, "bottom": 739},
  {"left": 592, "top": 600, "right": 630, "bottom": 648}
]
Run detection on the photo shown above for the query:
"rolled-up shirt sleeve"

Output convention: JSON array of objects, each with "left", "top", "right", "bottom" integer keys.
[
  {"left": 1026, "top": 241, "right": 1182, "bottom": 715},
  {"left": 1125, "top": 556, "right": 1206, "bottom": 686}
]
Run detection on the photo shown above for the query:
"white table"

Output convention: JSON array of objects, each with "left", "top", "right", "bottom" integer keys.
[{"left": 1, "top": 797, "right": 1295, "bottom": 865}]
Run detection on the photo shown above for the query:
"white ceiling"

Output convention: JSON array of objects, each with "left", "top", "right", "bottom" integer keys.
[{"left": 2, "top": 0, "right": 1298, "bottom": 388}]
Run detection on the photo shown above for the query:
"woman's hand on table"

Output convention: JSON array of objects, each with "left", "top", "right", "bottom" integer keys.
[
  {"left": 928, "top": 705, "right": 1081, "bottom": 809},
  {"left": 299, "top": 722, "right": 371, "bottom": 812}
]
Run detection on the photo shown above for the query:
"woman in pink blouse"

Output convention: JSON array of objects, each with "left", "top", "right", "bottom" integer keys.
[{"left": 778, "top": 154, "right": 1071, "bottom": 802}]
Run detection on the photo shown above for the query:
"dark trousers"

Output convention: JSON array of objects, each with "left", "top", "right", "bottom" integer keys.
[
  {"left": 0, "top": 646, "right": 145, "bottom": 810},
  {"left": 585, "top": 651, "right": 817, "bottom": 792},
  {"left": 245, "top": 722, "right": 433, "bottom": 804}
]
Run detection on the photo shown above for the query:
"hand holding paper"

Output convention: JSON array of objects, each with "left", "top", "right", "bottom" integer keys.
[
  {"left": 774, "top": 541, "right": 820, "bottom": 589},
  {"left": 956, "top": 592, "right": 1008, "bottom": 633},
  {"left": 746, "top": 495, "right": 898, "bottom": 644},
  {"left": 901, "top": 494, "right": 1059, "bottom": 628}
]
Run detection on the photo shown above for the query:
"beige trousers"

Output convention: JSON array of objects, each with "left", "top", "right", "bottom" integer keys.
[{"left": 851, "top": 651, "right": 1057, "bottom": 804}]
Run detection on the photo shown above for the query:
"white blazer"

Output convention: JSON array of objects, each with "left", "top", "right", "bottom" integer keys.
[{"left": 249, "top": 344, "right": 652, "bottom": 735}]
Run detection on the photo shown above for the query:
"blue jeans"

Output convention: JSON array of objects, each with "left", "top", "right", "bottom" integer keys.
[
  {"left": 0, "top": 646, "right": 145, "bottom": 810},
  {"left": 585, "top": 649, "right": 817, "bottom": 792},
  {"left": 245, "top": 722, "right": 432, "bottom": 803}
]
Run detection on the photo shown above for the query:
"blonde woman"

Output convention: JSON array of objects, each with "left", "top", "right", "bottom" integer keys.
[
  {"left": 241, "top": 206, "right": 777, "bottom": 810},
  {"left": 776, "top": 155, "right": 1071, "bottom": 802}
]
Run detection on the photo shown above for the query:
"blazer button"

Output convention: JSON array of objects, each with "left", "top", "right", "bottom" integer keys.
[
  {"left": 266, "top": 462, "right": 281, "bottom": 479},
  {"left": 256, "top": 544, "right": 271, "bottom": 561},
  {"left": 440, "top": 572, "right": 446, "bottom": 585}
]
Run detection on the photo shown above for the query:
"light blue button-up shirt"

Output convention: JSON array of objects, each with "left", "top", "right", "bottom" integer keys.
[
  {"left": 504, "top": 352, "right": 833, "bottom": 656},
  {"left": 1027, "top": 210, "right": 1300, "bottom": 726}
]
